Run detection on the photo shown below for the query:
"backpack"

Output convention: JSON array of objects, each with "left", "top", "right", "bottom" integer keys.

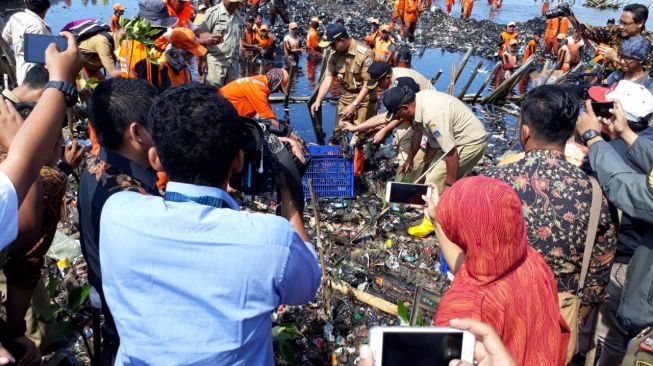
[{"left": 61, "top": 19, "right": 112, "bottom": 44}]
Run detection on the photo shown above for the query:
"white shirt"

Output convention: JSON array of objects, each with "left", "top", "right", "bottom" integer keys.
[
  {"left": 2, "top": 9, "right": 52, "bottom": 84},
  {"left": 0, "top": 171, "right": 18, "bottom": 250}
]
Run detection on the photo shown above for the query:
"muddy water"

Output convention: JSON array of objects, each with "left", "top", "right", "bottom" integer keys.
[{"left": 2, "top": 0, "right": 627, "bottom": 150}]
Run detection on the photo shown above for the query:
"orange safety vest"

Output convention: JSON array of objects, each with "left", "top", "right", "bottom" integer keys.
[
  {"left": 166, "top": 0, "right": 194, "bottom": 28},
  {"left": 219, "top": 75, "right": 276, "bottom": 119},
  {"left": 364, "top": 29, "right": 381, "bottom": 48},
  {"left": 499, "top": 31, "right": 518, "bottom": 55},
  {"left": 119, "top": 39, "right": 150, "bottom": 78},
  {"left": 307, "top": 27, "right": 319, "bottom": 51},
  {"left": 393, "top": 0, "right": 406, "bottom": 12},
  {"left": 545, "top": 17, "right": 569, "bottom": 41},
  {"left": 374, "top": 38, "right": 395, "bottom": 63},
  {"left": 256, "top": 34, "right": 275, "bottom": 50},
  {"left": 243, "top": 28, "right": 256, "bottom": 45},
  {"left": 110, "top": 15, "right": 120, "bottom": 32}
]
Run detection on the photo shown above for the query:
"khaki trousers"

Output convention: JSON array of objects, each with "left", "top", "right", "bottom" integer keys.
[
  {"left": 393, "top": 124, "right": 426, "bottom": 183},
  {"left": 423, "top": 140, "right": 487, "bottom": 193},
  {"left": 205, "top": 59, "right": 240, "bottom": 88},
  {"left": 559, "top": 292, "right": 581, "bottom": 364}
]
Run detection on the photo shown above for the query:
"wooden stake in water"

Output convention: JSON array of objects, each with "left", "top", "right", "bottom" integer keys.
[
  {"left": 457, "top": 60, "right": 484, "bottom": 100},
  {"left": 454, "top": 46, "right": 474, "bottom": 83},
  {"left": 431, "top": 69, "right": 443, "bottom": 85},
  {"left": 308, "top": 179, "right": 331, "bottom": 321},
  {"left": 471, "top": 61, "right": 501, "bottom": 104},
  {"left": 283, "top": 62, "right": 297, "bottom": 118},
  {"left": 447, "top": 63, "right": 456, "bottom": 95}
]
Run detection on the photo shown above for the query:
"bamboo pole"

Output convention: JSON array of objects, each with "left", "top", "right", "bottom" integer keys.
[
  {"left": 430, "top": 69, "right": 443, "bottom": 85},
  {"left": 409, "top": 286, "right": 423, "bottom": 326},
  {"left": 447, "top": 63, "right": 456, "bottom": 95},
  {"left": 482, "top": 56, "right": 535, "bottom": 105},
  {"left": 471, "top": 61, "right": 501, "bottom": 104},
  {"left": 554, "top": 62, "right": 583, "bottom": 84},
  {"left": 454, "top": 46, "right": 475, "bottom": 83},
  {"left": 330, "top": 281, "right": 398, "bottom": 316},
  {"left": 542, "top": 59, "right": 564, "bottom": 85},
  {"left": 284, "top": 62, "right": 297, "bottom": 109},
  {"left": 457, "top": 60, "right": 484, "bottom": 100},
  {"left": 308, "top": 179, "right": 331, "bottom": 321}
]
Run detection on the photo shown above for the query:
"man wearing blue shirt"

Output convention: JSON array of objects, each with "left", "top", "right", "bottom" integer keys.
[{"left": 99, "top": 83, "right": 321, "bottom": 365}]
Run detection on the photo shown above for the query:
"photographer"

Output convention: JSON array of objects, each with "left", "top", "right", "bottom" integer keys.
[
  {"left": 578, "top": 85, "right": 653, "bottom": 365},
  {"left": 568, "top": 3, "right": 652, "bottom": 77},
  {"left": 99, "top": 83, "right": 321, "bottom": 365}
]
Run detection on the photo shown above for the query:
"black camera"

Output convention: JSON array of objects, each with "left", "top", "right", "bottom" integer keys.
[
  {"left": 545, "top": 2, "right": 572, "bottom": 19},
  {"left": 229, "top": 118, "right": 306, "bottom": 212}
]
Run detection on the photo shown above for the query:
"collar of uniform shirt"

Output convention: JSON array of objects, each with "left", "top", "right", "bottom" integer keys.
[{"left": 164, "top": 181, "right": 241, "bottom": 211}]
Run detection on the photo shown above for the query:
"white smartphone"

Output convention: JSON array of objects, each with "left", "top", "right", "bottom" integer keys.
[
  {"left": 385, "top": 182, "right": 432, "bottom": 205},
  {"left": 369, "top": 326, "right": 475, "bottom": 366}
]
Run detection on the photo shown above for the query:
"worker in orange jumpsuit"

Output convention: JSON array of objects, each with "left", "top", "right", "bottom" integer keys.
[
  {"left": 363, "top": 18, "right": 381, "bottom": 48},
  {"left": 390, "top": 0, "right": 406, "bottom": 35},
  {"left": 541, "top": 0, "right": 550, "bottom": 16},
  {"left": 461, "top": 0, "right": 474, "bottom": 20},
  {"left": 110, "top": 3, "right": 125, "bottom": 32},
  {"left": 307, "top": 17, "right": 321, "bottom": 58},
  {"left": 403, "top": 0, "right": 420, "bottom": 41},
  {"left": 544, "top": 16, "right": 569, "bottom": 53},
  {"left": 220, "top": 68, "right": 289, "bottom": 126},
  {"left": 256, "top": 24, "right": 276, "bottom": 60},
  {"left": 498, "top": 21, "right": 518, "bottom": 57},
  {"left": 374, "top": 24, "right": 396, "bottom": 64},
  {"left": 522, "top": 33, "right": 540, "bottom": 62},
  {"left": 446, "top": 0, "right": 455, "bottom": 15}
]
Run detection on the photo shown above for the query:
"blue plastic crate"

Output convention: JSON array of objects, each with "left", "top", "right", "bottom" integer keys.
[{"left": 302, "top": 146, "right": 354, "bottom": 199}]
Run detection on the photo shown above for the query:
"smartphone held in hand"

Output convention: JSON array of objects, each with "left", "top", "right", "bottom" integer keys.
[
  {"left": 24, "top": 34, "right": 68, "bottom": 64},
  {"left": 369, "top": 326, "right": 475, "bottom": 366},
  {"left": 385, "top": 182, "right": 431, "bottom": 205},
  {"left": 591, "top": 101, "right": 614, "bottom": 118}
]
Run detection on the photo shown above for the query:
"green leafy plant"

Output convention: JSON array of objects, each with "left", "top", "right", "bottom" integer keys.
[
  {"left": 397, "top": 300, "right": 429, "bottom": 326},
  {"left": 119, "top": 16, "right": 163, "bottom": 64},
  {"left": 272, "top": 324, "right": 303, "bottom": 364}
]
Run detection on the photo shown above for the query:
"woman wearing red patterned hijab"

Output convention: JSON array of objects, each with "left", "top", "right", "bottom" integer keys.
[{"left": 431, "top": 176, "right": 570, "bottom": 366}]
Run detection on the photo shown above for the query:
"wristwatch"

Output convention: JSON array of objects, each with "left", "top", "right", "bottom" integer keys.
[
  {"left": 352, "top": 101, "right": 361, "bottom": 109},
  {"left": 581, "top": 129, "right": 601, "bottom": 145},
  {"left": 45, "top": 81, "right": 78, "bottom": 107}
]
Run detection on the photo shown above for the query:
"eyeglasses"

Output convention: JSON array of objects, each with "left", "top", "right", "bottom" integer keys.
[
  {"left": 618, "top": 54, "right": 640, "bottom": 62},
  {"left": 619, "top": 19, "right": 636, "bottom": 26}
]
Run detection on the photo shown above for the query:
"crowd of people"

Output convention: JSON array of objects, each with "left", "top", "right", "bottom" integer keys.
[{"left": 0, "top": 0, "right": 652, "bottom": 365}]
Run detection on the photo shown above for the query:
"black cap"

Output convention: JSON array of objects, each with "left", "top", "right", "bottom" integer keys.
[
  {"left": 392, "top": 77, "right": 420, "bottom": 93},
  {"left": 366, "top": 61, "right": 392, "bottom": 89},
  {"left": 383, "top": 87, "right": 413, "bottom": 122},
  {"left": 139, "top": 0, "right": 178, "bottom": 28},
  {"left": 324, "top": 23, "right": 349, "bottom": 44}
]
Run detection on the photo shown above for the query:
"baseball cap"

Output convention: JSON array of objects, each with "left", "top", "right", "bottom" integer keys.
[
  {"left": 507, "top": 21, "right": 516, "bottom": 27},
  {"left": 380, "top": 24, "right": 391, "bottom": 32},
  {"left": 392, "top": 77, "right": 420, "bottom": 93},
  {"left": 619, "top": 36, "right": 652, "bottom": 62},
  {"left": 311, "top": 17, "right": 322, "bottom": 23},
  {"left": 588, "top": 80, "right": 653, "bottom": 122},
  {"left": 228, "top": 0, "right": 244, "bottom": 2},
  {"left": 289, "top": 22, "right": 299, "bottom": 30},
  {"left": 112, "top": 3, "right": 125, "bottom": 11},
  {"left": 324, "top": 23, "right": 349, "bottom": 44},
  {"left": 170, "top": 27, "right": 207, "bottom": 56},
  {"left": 368, "top": 17, "right": 381, "bottom": 25},
  {"left": 509, "top": 39, "right": 518, "bottom": 46},
  {"left": 138, "top": 0, "right": 178, "bottom": 28},
  {"left": 366, "top": 61, "right": 392, "bottom": 89},
  {"left": 198, "top": 4, "right": 207, "bottom": 11},
  {"left": 556, "top": 33, "right": 566, "bottom": 40},
  {"left": 383, "top": 86, "right": 413, "bottom": 122},
  {"left": 260, "top": 24, "right": 270, "bottom": 31}
]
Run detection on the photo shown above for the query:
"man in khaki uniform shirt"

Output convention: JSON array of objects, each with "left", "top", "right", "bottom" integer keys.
[
  {"left": 310, "top": 23, "right": 378, "bottom": 175},
  {"left": 383, "top": 87, "right": 488, "bottom": 237},
  {"left": 79, "top": 33, "right": 122, "bottom": 78},
  {"left": 199, "top": 0, "right": 244, "bottom": 87}
]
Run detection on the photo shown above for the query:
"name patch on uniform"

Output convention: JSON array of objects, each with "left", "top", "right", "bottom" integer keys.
[
  {"left": 433, "top": 130, "right": 441, "bottom": 138},
  {"left": 356, "top": 45, "right": 368, "bottom": 54}
]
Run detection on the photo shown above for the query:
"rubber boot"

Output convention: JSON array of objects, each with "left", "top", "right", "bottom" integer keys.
[
  {"left": 407, "top": 215, "right": 435, "bottom": 238},
  {"left": 354, "top": 147, "right": 364, "bottom": 177}
]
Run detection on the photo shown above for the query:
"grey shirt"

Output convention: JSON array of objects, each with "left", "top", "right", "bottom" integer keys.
[{"left": 199, "top": 3, "right": 244, "bottom": 62}]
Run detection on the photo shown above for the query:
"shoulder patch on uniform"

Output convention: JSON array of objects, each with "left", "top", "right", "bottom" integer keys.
[
  {"left": 648, "top": 168, "right": 653, "bottom": 194},
  {"left": 365, "top": 58, "right": 373, "bottom": 66}
]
